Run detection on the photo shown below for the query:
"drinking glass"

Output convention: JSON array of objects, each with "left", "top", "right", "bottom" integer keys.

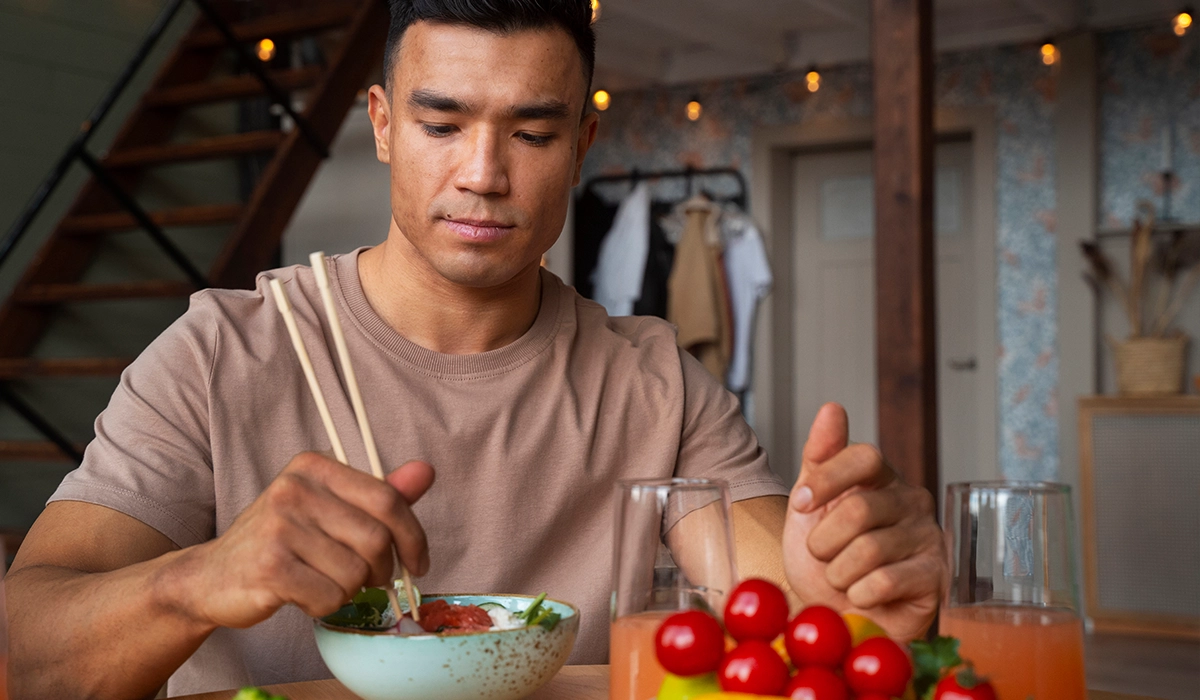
[
  {"left": 610, "top": 478, "right": 736, "bottom": 700},
  {"left": 940, "top": 482, "right": 1087, "bottom": 700}
]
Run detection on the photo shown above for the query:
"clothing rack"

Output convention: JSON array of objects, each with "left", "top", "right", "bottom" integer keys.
[{"left": 582, "top": 165, "right": 748, "bottom": 209}]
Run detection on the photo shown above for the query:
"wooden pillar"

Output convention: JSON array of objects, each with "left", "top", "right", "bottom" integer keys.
[{"left": 871, "top": 0, "right": 939, "bottom": 495}]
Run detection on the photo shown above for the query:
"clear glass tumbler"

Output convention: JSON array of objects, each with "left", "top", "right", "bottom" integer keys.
[
  {"left": 610, "top": 478, "right": 736, "bottom": 700},
  {"left": 940, "top": 481, "right": 1087, "bottom": 700}
]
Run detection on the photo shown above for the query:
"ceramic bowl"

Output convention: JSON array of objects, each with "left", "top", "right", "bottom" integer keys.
[{"left": 313, "top": 593, "right": 579, "bottom": 700}]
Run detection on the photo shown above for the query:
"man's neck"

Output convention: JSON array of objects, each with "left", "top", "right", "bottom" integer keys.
[{"left": 356, "top": 228, "right": 543, "bottom": 355}]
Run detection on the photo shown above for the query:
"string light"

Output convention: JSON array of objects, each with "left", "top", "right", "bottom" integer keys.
[
  {"left": 686, "top": 98, "right": 703, "bottom": 121},
  {"left": 256, "top": 38, "right": 276, "bottom": 62},
  {"left": 1173, "top": 10, "right": 1193, "bottom": 36},
  {"left": 806, "top": 68, "right": 821, "bottom": 92},
  {"left": 590, "top": 0, "right": 601, "bottom": 23},
  {"left": 593, "top": 89, "right": 611, "bottom": 111},
  {"left": 1040, "top": 42, "right": 1058, "bottom": 66}
]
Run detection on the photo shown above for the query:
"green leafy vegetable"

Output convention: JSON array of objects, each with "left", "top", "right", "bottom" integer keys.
[
  {"left": 518, "top": 593, "right": 561, "bottom": 631},
  {"left": 909, "top": 635, "right": 964, "bottom": 700},
  {"left": 321, "top": 588, "right": 391, "bottom": 630},
  {"left": 232, "top": 687, "right": 289, "bottom": 700}
]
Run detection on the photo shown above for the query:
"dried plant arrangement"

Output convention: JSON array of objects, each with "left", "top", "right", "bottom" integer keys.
[{"left": 1081, "top": 202, "right": 1200, "bottom": 339}]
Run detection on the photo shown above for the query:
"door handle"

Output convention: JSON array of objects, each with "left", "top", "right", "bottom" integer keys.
[{"left": 948, "top": 357, "right": 977, "bottom": 371}]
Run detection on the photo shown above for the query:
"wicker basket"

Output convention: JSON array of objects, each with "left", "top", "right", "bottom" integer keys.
[{"left": 1112, "top": 336, "right": 1189, "bottom": 395}]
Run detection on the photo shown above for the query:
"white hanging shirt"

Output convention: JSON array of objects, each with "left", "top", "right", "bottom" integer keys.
[
  {"left": 723, "top": 216, "right": 773, "bottom": 392},
  {"left": 591, "top": 182, "right": 651, "bottom": 316}
]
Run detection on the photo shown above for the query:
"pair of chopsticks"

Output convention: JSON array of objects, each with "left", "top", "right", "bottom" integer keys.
[{"left": 269, "top": 251, "right": 420, "bottom": 622}]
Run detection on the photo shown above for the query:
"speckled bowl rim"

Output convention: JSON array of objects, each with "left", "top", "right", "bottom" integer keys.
[{"left": 313, "top": 592, "right": 580, "bottom": 638}]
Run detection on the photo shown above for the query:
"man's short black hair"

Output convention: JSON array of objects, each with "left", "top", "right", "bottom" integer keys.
[{"left": 384, "top": 0, "right": 596, "bottom": 96}]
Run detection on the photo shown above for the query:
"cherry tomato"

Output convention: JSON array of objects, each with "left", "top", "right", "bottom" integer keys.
[
  {"left": 784, "top": 605, "right": 852, "bottom": 667},
  {"left": 842, "top": 636, "right": 913, "bottom": 697},
  {"left": 654, "top": 610, "right": 725, "bottom": 676},
  {"left": 718, "top": 639, "right": 790, "bottom": 695},
  {"left": 783, "top": 665, "right": 849, "bottom": 700},
  {"left": 934, "top": 670, "right": 998, "bottom": 700},
  {"left": 724, "top": 578, "right": 790, "bottom": 641}
]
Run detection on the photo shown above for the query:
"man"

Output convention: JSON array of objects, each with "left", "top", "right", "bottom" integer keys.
[{"left": 6, "top": 1, "right": 945, "bottom": 697}]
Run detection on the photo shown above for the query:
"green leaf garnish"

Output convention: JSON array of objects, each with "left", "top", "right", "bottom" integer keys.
[
  {"left": 321, "top": 588, "right": 392, "bottom": 630},
  {"left": 910, "top": 635, "right": 963, "bottom": 700}
]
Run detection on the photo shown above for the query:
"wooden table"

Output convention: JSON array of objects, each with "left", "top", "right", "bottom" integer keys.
[{"left": 178, "top": 665, "right": 1164, "bottom": 699}]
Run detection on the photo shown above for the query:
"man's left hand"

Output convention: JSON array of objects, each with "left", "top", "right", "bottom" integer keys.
[{"left": 782, "top": 402, "right": 946, "bottom": 641}]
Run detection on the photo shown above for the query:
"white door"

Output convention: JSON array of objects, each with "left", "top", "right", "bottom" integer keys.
[{"left": 789, "top": 141, "right": 991, "bottom": 492}]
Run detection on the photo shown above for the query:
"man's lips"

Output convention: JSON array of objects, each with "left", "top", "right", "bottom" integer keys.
[{"left": 443, "top": 218, "right": 516, "bottom": 242}]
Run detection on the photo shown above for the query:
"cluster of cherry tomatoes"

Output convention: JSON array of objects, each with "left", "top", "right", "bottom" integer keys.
[{"left": 654, "top": 579, "right": 912, "bottom": 700}]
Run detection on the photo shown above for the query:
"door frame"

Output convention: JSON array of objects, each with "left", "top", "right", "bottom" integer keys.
[{"left": 749, "top": 107, "right": 999, "bottom": 486}]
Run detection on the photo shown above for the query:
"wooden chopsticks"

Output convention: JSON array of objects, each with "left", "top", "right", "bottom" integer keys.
[{"left": 269, "top": 252, "right": 421, "bottom": 623}]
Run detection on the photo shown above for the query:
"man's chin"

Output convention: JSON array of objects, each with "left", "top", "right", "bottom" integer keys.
[{"left": 428, "top": 256, "right": 536, "bottom": 290}]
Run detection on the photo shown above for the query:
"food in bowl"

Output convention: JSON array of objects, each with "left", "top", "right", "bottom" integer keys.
[{"left": 314, "top": 591, "right": 579, "bottom": 700}]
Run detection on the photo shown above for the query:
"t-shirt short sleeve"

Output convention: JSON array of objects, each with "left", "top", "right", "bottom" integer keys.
[
  {"left": 673, "top": 347, "right": 790, "bottom": 503},
  {"left": 48, "top": 293, "right": 218, "bottom": 549}
]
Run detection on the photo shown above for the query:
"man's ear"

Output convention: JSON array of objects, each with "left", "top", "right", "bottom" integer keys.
[
  {"left": 572, "top": 111, "right": 600, "bottom": 187},
  {"left": 367, "top": 84, "right": 392, "bottom": 164}
]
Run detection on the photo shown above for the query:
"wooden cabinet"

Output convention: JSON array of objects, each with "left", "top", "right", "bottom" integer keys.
[{"left": 1078, "top": 396, "right": 1200, "bottom": 638}]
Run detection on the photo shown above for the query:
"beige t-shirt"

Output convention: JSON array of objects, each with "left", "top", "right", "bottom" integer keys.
[{"left": 50, "top": 248, "right": 788, "bottom": 696}]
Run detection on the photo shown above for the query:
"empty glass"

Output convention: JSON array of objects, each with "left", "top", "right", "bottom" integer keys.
[
  {"left": 610, "top": 478, "right": 736, "bottom": 700},
  {"left": 940, "top": 481, "right": 1087, "bottom": 700}
]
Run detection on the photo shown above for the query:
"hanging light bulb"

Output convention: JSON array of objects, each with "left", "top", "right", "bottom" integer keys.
[
  {"left": 1040, "top": 42, "right": 1058, "bottom": 66},
  {"left": 593, "top": 89, "right": 611, "bottom": 111},
  {"left": 590, "top": 0, "right": 601, "bottom": 23},
  {"left": 806, "top": 68, "right": 821, "bottom": 92},
  {"left": 686, "top": 98, "right": 703, "bottom": 121},
  {"left": 256, "top": 38, "right": 276, "bottom": 62},
  {"left": 1173, "top": 10, "right": 1193, "bottom": 36}
]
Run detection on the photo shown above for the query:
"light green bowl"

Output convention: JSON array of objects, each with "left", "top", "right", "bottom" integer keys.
[{"left": 313, "top": 593, "right": 579, "bottom": 700}]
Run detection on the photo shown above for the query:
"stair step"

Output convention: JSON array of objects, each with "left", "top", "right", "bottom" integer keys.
[
  {"left": 0, "top": 441, "right": 85, "bottom": 462},
  {"left": 0, "top": 357, "right": 132, "bottom": 379},
  {"left": 104, "top": 131, "right": 284, "bottom": 169},
  {"left": 186, "top": 4, "right": 358, "bottom": 49},
  {"left": 61, "top": 204, "right": 244, "bottom": 235},
  {"left": 15, "top": 281, "right": 197, "bottom": 304},
  {"left": 145, "top": 66, "right": 324, "bottom": 108}
]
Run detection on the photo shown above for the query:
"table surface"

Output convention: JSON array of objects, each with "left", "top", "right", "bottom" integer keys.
[{"left": 178, "top": 665, "right": 1165, "bottom": 700}]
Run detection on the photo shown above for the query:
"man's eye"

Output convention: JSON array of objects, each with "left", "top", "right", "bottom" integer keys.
[
  {"left": 422, "top": 124, "right": 456, "bottom": 137},
  {"left": 516, "top": 132, "right": 553, "bottom": 147}
]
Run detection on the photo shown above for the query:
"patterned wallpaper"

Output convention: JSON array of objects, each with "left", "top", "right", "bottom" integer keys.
[
  {"left": 580, "top": 25, "right": 1199, "bottom": 482},
  {"left": 1099, "top": 28, "right": 1200, "bottom": 227}
]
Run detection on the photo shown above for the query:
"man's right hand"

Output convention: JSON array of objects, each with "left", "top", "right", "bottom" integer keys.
[{"left": 172, "top": 452, "right": 435, "bottom": 630}]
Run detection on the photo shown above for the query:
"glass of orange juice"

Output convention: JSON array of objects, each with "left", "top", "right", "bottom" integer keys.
[
  {"left": 610, "top": 479, "right": 736, "bottom": 700},
  {"left": 940, "top": 482, "right": 1087, "bottom": 700}
]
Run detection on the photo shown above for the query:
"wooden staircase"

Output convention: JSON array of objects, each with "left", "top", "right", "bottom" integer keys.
[{"left": 0, "top": 0, "right": 389, "bottom": 471}]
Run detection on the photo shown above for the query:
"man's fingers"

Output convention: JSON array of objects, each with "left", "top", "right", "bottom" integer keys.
[
  {"left": 801, "top": 403, "right": 850, "bottom": 465},
  {"left": 806, "top": 488, "right": 915, "bottom": 561},
  {"left": 290, "top": 453, "right": 432, "bottom": 576},
  {"left": 387, "top": 460, "right": 436, "bottom": 504},
  {"left": 301, "top": 488, "right": 396, "bottom": 587},
  {"left": 821, "top": 525, "right": 923, "bottom": 591},
  {"left": 845, "top": 548, "right": 943, "bottom": 610},
  {"left": 279, "top": 555, "right": 359, "bottom": 619},
  {"left": 290, "top": 523, "right": 373, "bottom": 601},
  {"left": 793, "top": 443, "right": 896, "bottom": 514}
]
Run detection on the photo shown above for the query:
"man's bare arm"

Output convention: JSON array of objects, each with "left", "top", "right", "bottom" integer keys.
[
  {"left": 728, "top": 496, "right": 800, "bottom": 605},
  {"left": 6, "top": 502, "right": 213, "bottom": 699},
  {"left": 6, "top": 454, "right": 436, "bottom": 700}
]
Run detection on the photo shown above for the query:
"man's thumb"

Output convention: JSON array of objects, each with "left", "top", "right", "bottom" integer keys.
[
  {"left": 801, "top": 403, "right": 850, "bottom": 467},
  {"left": 387, "top": 460, "right": 436, "bottom": 504}
]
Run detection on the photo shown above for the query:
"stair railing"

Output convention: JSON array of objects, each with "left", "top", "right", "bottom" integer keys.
[{"left": 0, "top": 0, "right": 335, "bottom": 464}]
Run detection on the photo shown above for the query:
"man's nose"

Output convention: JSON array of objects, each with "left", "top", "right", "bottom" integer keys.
[{"left": 453, "top": 128, "right": 510, "bottom": 196}]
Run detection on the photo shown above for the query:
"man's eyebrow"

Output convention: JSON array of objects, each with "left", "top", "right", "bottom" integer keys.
[
  {"left": 408, "top": 89, "right": 472, "bottom": 114},
  {"left": 508, "top": 100, "right": 571, "bottom": 121}
]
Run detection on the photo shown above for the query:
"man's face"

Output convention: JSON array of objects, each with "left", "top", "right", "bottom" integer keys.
[{"left": 368, "top": 21, "right": 598, "bottom": 289}]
